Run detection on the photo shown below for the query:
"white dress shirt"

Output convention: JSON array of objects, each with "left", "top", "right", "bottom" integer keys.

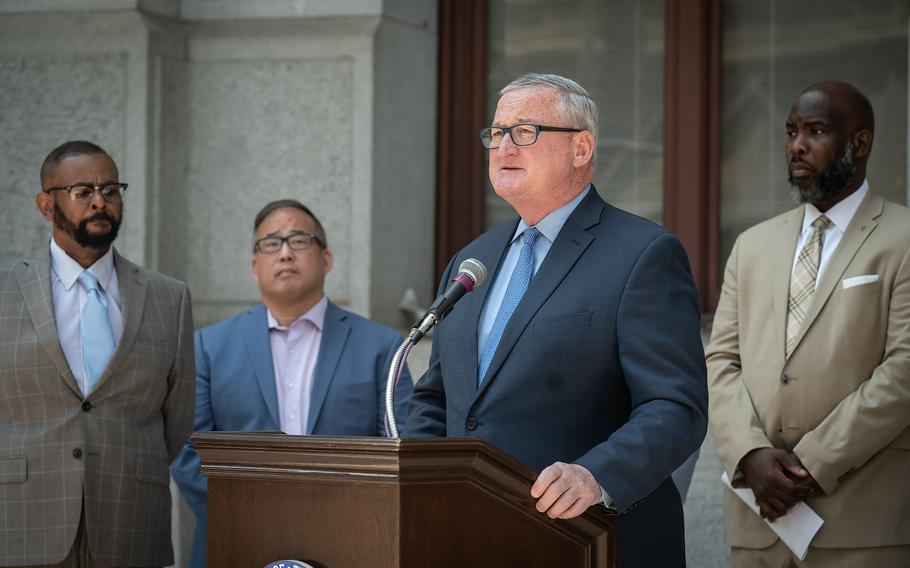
[
  {"left": 791, "top": 179, "right": 869, "bottom": 283},
  {"left": 268, "top": 296, "right": 328, "bottom": 435},
  {"left": 50, "top": 238, "right": 123, "bottom": 396}
]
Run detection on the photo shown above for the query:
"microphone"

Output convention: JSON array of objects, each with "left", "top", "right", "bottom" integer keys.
[
  {"left": 386, "top": 258, "right": 487, "bottom": 437},
  {"left": 410, "top": 258, "right": 487, "bottom": 342}
]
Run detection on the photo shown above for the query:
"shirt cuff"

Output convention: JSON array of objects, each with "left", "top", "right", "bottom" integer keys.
[{"left": 599, "top": 484, "right": 615, "bottom": 510}]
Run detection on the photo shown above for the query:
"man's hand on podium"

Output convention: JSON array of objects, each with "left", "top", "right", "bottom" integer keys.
[{"left": 530, "top": 462, "right": 601, "bottom": 519}]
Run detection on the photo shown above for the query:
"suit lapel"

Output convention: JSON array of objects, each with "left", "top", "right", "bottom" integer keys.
[
  {"left": 91, "top": 250, "right": 147, "bottom": 394},
  {"left": 243, "top": 305, "right": 281, "bottom": 426},
  {"left": 475, "top": 191, "right": 600, "bottom": 399},
  {"left": 771, "top": 208, "right": 805, "bottom": 358},
  {"left": 307, "top": 301, "right": 350, "bottom": 434},
  {"left": 789, "top": 192, "right": 882, "bottom": 355},
  {"left": 16, "top": 252, "right": 81, "bottom": 397},
  {"left": 459, "top": 221, "right": 518, "bottom": 392}
]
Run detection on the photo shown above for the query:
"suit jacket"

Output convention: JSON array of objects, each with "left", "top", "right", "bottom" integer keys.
[
  {"left": 403, "top": 189, "right": 708, "bottom": 567},
  {"left": 171, "top": 300, "right": 413, "bottom": 568},
  {"left": 0, "top": 248, "right": 195, "bottom": 567},
  {"left": 707, "top": 191, "right": 910, "bottom": 549}
]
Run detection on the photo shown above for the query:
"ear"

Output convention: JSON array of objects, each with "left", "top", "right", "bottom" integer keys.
[
  {"left": 572, "top": 131, "right": 596, "bottom": 168},
  {"left": 852, "top": 130, "right": 873, "bottom": 160},
  {"left": 323, "top": 248, "right": 334, "bottom": 275},
  {"left": 251, "top": 256, "right": 260, "bottom": 284},
  {"left": 35, "top": 192, "right": 54, "bottom": 221}
]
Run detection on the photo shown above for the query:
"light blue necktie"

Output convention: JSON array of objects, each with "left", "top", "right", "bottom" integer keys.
[
  {"left": 78, "top": 270, "right": 116, "bottom": 393},
  {"left": 478, "top": 227, "right": 540, "bottom": 385}
]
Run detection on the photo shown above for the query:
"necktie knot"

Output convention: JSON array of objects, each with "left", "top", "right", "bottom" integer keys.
[
  {"left": 78, "top": 270, "right": 101, "bottom": 293},
  {"left": 812, "top": 215, "right": 832, "bottom": 232},
  {"left": 78, "top": 270, "right": 107, "bottom": 309},
  {"left": 523, "top": 227, "right": 541, "bottom": 249}
]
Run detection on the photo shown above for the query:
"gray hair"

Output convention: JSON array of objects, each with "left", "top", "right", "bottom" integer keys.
[{"left": 500, "top": 73, "right": 598, "bottom": 157}]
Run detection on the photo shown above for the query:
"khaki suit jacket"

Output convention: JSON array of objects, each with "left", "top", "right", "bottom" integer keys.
[
  {"left": 0, "top": 248, "right": 195, "bottom": 566},
  {"left": 707, "top": 191, "right": 910, "bottom": 549}
]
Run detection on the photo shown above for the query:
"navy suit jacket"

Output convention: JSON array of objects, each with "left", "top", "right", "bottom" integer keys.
[
  {"left": 171, "top": 300, "right": 412, "bottom": 568},
  {"left": 403, "top": 189, "right": 707, "bottom": 566}
]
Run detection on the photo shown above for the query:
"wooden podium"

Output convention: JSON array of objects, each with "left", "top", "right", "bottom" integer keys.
[{"left": 194, "top": 432, "right": 616, "bottom": 567}]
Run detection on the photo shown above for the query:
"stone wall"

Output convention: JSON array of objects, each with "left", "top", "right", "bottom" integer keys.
[{"left": 0, "top": 2, "right": 438, "bottom": 565}]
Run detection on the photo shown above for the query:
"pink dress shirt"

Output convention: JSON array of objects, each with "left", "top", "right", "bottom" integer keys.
[{"left": 267, "top": 296, "right": 328, "bottom": 435}]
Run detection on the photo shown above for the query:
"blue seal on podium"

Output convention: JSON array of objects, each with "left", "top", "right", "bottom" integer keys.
[{"left": 264, "top": 561, "right": 314, "bottom": 568}]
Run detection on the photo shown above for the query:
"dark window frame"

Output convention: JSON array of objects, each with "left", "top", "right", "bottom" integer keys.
[{"left": 436, "top": 0, "right": 722, "bottom": 312}]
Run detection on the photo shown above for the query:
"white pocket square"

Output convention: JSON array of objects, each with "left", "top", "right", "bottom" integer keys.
[{"left": 842, "top": 274, "right": 880, "bottom": 289}]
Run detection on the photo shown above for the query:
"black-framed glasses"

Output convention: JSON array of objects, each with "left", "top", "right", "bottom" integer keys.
[
  {"left": 479, "top": 123, "right": 583, "bottom": 149},
  {"left": 45, "top": 183, "right": 127, "bottom": 204},
  {"left": 254, "top": 231, "right": 325, "bottom": 254}
]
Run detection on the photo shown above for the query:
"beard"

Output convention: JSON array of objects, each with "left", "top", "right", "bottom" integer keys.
[
  {"left": 789, "top": 141, "right": 856, "bottom": 205},
  {"left": 53, "top": 204, "right": 122, "bottom": 249}
]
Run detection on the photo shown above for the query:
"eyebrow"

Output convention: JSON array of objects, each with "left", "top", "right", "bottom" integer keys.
[
  {"left": 492, "top": 118, "right": 538, "bottom": 127},
  {"left": 60, "top": 179, "right": 118, "bottom": 187},
  {"left": 786, "top": 119, "right": 829, "bottom": 127},
  {"left": 263, "top": 229, "right": 309, "bottom": 238}
]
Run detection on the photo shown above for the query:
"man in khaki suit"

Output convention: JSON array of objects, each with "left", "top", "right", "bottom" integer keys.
[
  {"left": 708, "top": 81, "right": 910, "bottom": 566},
  {"left": 0, "top": 141, "right": 195, "bottom": 567}
]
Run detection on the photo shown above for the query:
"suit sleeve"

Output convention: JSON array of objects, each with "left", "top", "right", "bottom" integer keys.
[
  {"left": 574, "top": 233, "right": 709, "bottom": 511},
  {"left": 794, "top": 244, "right": 910, "bottom": 494},
  {"left": 163, "top": 284, "right": 195, "bottom": 462},
  {"left": 705, "top": 236, "right": 774, "bottom": 480},
  {"left": 401, "top": 255, "right": 457, "bottom": 438},
  {"left": 170, "top": 329, "right": 213, "bottom": 519},
  {"left": 376, "top": 331, "right": 414, "bottom": 435}
]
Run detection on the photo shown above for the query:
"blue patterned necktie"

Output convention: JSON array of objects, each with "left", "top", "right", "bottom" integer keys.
[
  {"left": 78, "top": 270, "right": 116, "bottom": 393},
  {"left": 478, "top": 227, "right": 541, "bottom": 385}
]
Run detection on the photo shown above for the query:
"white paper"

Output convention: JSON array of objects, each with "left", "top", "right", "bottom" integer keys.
[
  {"left": 842, "top": 274, "right": 879, "bottom": 289},
  {"left": 721, "top": 471, "right": 824, "bottom": 561}
]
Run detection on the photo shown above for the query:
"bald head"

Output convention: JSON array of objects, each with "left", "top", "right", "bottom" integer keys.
[{"left": 799, "top": 81, "right": 874, "bottom": 136}]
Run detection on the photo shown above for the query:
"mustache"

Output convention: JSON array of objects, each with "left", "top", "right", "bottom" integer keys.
[
  {"left": 789, "top": 156, "right": 815, "bottom": 170},
  {"left": 81, "top": 211, "right": 116, "bottom": 226}
]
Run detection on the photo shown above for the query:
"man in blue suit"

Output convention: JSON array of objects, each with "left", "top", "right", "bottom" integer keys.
[
  {"left": 403, "top": 74, "right": 707, "bottom": 566},
  {"left": 172, "top": 199, "right": 412, "bottom": 568}
]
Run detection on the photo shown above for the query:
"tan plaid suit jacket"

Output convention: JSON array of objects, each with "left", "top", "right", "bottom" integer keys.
[
  {"left": 0, "top": 248, "right": 195, "bottom": 566},
  {"left": 707, "top": 191, "right": 910, "bottom": 552}
]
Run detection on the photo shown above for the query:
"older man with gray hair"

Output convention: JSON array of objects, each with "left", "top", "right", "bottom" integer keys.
[{"left": 404, "top": 73, "right": 708, "bottom": 566}]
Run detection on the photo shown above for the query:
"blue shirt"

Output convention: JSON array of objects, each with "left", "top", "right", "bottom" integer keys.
[
  {"left": 474, "top": 185, "right": 614, "bottom": 507},
  {"left": 477, "top": 186, "right": 591, "bottom": 360}
]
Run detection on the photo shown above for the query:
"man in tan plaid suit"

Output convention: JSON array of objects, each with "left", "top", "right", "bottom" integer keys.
[{"left": 0, "top": 141, "right": 195, "bottom": 567}]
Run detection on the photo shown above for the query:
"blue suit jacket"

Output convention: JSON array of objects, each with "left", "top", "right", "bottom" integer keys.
[
  {"left": 171, "top": 300, "right": 412, "bottom": 568},
  {"left": 403, "top": 189, "right": 707, "bottom": 566}
]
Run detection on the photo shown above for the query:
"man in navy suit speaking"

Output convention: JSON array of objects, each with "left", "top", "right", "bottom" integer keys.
[
  {"left": 171, "top": 199, "right": 412, "bottom": 568},
  {"left": 403, "top": 74, "right": 707, "bottom": 566}
]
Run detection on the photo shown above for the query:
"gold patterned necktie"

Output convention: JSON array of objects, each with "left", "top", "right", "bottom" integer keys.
[{"left": 786, "top": 215, "right": 832, "bottom": 357}]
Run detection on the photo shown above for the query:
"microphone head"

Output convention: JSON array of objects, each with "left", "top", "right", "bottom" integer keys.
[{"left": 458, "top": 258, "right": 487, "bottom": 286}]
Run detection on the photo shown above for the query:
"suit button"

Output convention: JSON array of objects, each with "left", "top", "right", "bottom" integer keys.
[
  {"left": 781, "top": 374, "right": 790, "bottom": 384},
  {"left": 73, "top": 448, "right": 83, "bottom": 459},
  {"left": 81, "top": 401, "right": 92, "bottom": 412},
  {"left": 466, "top": 417, "right": 478, "bottom": 430}
]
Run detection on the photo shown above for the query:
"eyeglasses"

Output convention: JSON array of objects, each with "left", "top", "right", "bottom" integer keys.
[
  {"left": 479, "top": 123, "right": 583, "bottom": 149},
  {"left": 45, "top": 183, "right": 127, "bottom": 204},
  {"left": 254, "top": 231, "right": 325, "bottom": 254}
]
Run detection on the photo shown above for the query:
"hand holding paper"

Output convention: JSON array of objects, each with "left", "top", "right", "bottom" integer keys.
[
  {"left": 738, "top": 448, "right": 815, "bottom": 520},
  {"left": 722, "top": 472, "right": 823, "bottom": 561}
]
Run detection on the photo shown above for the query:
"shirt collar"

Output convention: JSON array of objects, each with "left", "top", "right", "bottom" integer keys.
[
  {"left": 801, "top": 179, "right": 869, "bottom": 234},
  {"left": 267, "top": 295, "right": 329, "bottom": 332},
  {"left": 511, "top": 185, "right": 592, "bottom": 244},
  {"left": 49, "top": 238, "right": 116, "bottom": 292}
]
